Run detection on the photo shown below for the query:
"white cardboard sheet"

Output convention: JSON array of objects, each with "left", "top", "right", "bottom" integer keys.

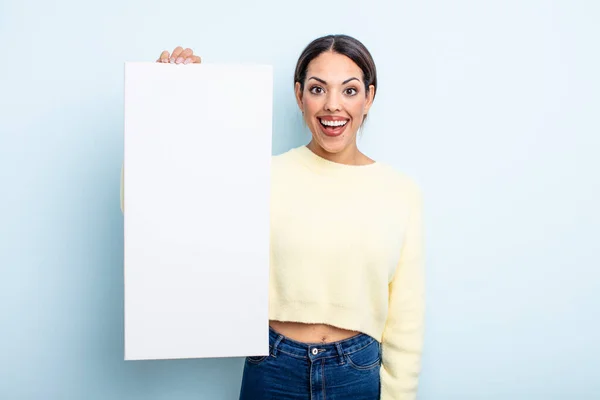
[{"left": 123, "top": 62, "right": 272, "bottom": 361}]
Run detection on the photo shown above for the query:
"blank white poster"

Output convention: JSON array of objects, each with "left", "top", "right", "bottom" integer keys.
[{"left": 123, "top": 62, "right": 272, "bottom": 361}]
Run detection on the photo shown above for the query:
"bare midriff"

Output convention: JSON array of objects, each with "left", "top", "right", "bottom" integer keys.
[{"left": 269, "top": 320, "right": 361, "bottom": 344}]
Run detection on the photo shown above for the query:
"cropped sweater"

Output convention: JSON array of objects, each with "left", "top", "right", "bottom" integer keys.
[{"left": 120, "top": 145, "right": 425, "bottom": 399}]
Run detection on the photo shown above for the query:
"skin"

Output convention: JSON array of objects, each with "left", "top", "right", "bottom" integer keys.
[
  {"left": 158, "top": 47, "right": 375, "bottom": 343},
  {"left": 294, "top": 51, "right": 376, "bottom": 167}
]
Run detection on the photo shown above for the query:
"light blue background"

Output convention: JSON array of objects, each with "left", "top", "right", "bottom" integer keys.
[{"left": 1, "top": 0, "right": 599, "bottom": 399}]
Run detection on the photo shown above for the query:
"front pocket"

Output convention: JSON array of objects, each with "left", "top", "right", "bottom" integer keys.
[
  {"left": 246, "top": 355, "right": 268, "bottom": 365},
  {"left": 246, "top": 345, "right": 272, "bottom": 365},
  {"left": 345, "top": 340, "right": 381, "bottom": 371}
]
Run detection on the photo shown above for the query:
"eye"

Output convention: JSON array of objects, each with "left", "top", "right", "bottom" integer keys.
[
  {"left": 344, "top": 87, "right": 358, "bottom": 96},
  {"left": 309, "top": 86, "right": 324, "bottom": 95}
]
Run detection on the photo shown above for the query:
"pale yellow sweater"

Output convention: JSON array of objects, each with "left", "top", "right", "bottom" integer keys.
[{"left": 120, "top": 145, "right": 425, "bottom": 399}]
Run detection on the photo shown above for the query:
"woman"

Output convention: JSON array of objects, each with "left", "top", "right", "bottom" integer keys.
[{"left": 133, "top": 34, "right": 425, "bottom": 399}]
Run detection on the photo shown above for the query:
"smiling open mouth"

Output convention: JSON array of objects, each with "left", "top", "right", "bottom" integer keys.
[
  {"left": 318, "top": 117, "right": 349, "bottom": 137},
  {"left": 319, "top": 118, "right": 348, "bottom": 128}
]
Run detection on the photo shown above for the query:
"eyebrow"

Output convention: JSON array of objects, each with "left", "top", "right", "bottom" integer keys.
[{"left": 308, "top": 76, "right": 361, "bottom": 85}]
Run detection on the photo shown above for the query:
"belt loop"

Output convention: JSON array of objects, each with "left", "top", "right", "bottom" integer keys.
[
  {"left": 335, "top": 342, "right": 345, "bottom": 365},
  {"left": 271, "top": 334, "right": 284, "bottom": 357}
]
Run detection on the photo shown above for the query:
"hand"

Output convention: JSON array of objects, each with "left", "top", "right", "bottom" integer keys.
[{"left": 156, "top": 46, "right": 202, "bottom": 65}]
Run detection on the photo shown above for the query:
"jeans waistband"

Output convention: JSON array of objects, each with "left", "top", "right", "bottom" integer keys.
[{"left": 268, "top": 326, "right": 378, "bottom": 363}]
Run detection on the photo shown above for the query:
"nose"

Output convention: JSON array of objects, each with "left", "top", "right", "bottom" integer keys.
[{"left": 324, "top": 91, "right": 341, "bottom": 112}]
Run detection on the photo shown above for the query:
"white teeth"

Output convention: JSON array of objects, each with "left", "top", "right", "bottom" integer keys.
[{"left": 320, "top": 119, "right": 348, "bottom": 127}]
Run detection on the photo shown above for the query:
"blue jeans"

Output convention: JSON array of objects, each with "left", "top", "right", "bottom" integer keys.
[{"left": 239, "top": 326, "right": 381, "bottom": 400}]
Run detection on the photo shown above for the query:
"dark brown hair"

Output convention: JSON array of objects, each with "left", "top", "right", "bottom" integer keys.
[{"left": 294, "top": 34, "right": 377, "bottom": 99}]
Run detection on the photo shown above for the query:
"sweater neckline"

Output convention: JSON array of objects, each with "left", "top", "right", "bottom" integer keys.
[{"left": 293, "top": 145, "right": 381, "bottom": 174}]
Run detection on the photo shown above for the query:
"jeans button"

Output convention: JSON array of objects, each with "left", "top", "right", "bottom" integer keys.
[{"left": 311, "top": 348, "right": 318, "bottom": 355}]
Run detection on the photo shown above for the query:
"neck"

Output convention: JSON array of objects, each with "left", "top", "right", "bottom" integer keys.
[{"left": 307, "top": 140, "right": 365, "bottom": 166}]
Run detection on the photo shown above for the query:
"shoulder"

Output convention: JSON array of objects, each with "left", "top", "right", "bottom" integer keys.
[
  {"left": 375, "top": 162, "right": 423, "bottom": 199},
  {"left": 270, "top": 146, "right": 304, "bottom": 175},
  {"left": 271, "top": 147, "right": 297, "bottom": 164}
]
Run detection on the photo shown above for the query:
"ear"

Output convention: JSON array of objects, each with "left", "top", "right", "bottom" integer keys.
[
  {"left": 364, "top": 84, "right": 375, "bottom": 115},
  {"left": 295, "top": 82, "right": 304, "bottom": 113}
]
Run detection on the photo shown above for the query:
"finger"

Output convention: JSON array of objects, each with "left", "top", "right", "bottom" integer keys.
[
  {"left": 176, "top": 48, "right": 193, "bottom": 64},
  {"left": 170, "top": 46, "right": 184, "bottom": 63},
  {"left": 157, "top": 50, "right": 170, "bottom": 63},
  {"left": 184, "top": 54, "right": 201, "bottom": 65}
]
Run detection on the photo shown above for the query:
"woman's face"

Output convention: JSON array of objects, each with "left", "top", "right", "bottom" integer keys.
[{"left": 295, "top": 51, "right": 375, "bottom": 155}]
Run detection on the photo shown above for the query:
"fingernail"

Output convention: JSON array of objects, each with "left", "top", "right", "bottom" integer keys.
[
  {"left": 176, "top": 57, "right": 184, "bottom": 64},
  {"left": 169, "top": 58, "right": 175, "bottom": 63},
  {"left": 184, "top": 58, "right": 191, "bottom": 64}
]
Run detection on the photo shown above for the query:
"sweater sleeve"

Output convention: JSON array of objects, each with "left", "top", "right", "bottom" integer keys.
[
  {"left": 120, "top": 162, "right": 124, "bottom": 214},
  {"left": 380, "top": 183, "right": 425, "bottom": 400}
]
